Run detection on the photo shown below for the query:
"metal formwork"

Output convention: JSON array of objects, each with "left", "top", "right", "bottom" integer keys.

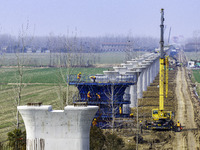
[{"left": 68, "top": 74, "right": 136, "bottom": 128}]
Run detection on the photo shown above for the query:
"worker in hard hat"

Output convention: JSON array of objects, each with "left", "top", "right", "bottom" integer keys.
[
  {"left": 129, "top": 113, "right": 133, "bottom": 117},
  {"left": 77, "top": 72, "right": 81, "bottom": 82},
  {"left": 90, "top": 76, "right": 96, "bottom": 82},
  {"left": 87, "top": 91, "right": 91, "bottom": 101},
  {"left": 119, "top": 107, "right": 122, "bottom": 115},
  {"left": 140, "top": 121, "right": 143, "bottom": 134},
  {"left": 96, "top": 93, "right": 101, "bottom": 101},
  {"left": 176, "top": 120, "right": 182, "bottom": 132},
  {"left": 92, "top": 118, "right": 97, "bottom": 126}
]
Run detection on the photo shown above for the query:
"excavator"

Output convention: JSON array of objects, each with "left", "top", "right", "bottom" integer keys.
[{"left": 151, "top": 9, "right": 174, "bottom": 130}]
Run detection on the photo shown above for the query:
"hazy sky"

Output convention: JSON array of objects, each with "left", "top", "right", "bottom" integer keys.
[{"left": 0, "top": 0, "right": 199, "bottom": 38}]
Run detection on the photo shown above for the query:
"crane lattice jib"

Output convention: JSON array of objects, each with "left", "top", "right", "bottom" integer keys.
[{"left": 159, "top": 8, "right": 165, "bottom": 111}]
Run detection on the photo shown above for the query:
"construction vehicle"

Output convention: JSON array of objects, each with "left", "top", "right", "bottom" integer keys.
[{"left": 151, "top": 9, "right": 174, "bottom": 130}]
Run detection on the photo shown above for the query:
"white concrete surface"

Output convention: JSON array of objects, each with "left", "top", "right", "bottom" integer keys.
[
  {"left": 103, "top": 71, "right": 120, "bottom": 82},
  {"left": 113, "top": 66, "right": 128, "bottom": 74},
  {"left": 18, "top": 105, "right": 98, "bottom": 150},
  {"left": 124, "top": 71, "right": 137, "bottom": 109}
]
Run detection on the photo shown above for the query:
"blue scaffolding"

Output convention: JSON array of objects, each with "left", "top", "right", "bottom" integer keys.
[{"left": 68, "top": 74, "right": 136, "bottom": 128}]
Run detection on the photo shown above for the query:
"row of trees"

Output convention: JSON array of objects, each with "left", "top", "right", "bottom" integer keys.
[{"left": 0, "top": 34, "right": 159, "bottom": 54}]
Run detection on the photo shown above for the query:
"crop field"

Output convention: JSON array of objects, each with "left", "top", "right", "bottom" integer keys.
[
  {"left": 0, "top": 51, "right": 149, "bottom": 143},
  {"left": 0, "top": 52, "right": 147, "bottom": 66},
  {"left": 184, "top": 52, "right": 200, "bottom": 96},
  {"left": 185, "top": 52, "right": 200, "bottom": 61},
  {"left": 0, "top": 67, "right": 110, "bottom": 143},
  {"left": 0, "top": 67, "right": 109, "bottom": 84},
  {"left": 192, "top": 70, "right": 200, "bottom": 83}
]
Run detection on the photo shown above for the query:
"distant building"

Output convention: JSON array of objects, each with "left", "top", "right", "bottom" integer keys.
[
  {"left": 45, "top": 50, "right": 50, "bottom": 53},
  {"left": 26, "top": 48, "right": 32, "bottom": 53},
  {"left": 1, "top": 46, "right": 8, "bottom": 53},
  {"left": 188, "top": 61, "right": 195, "bottom": 68},
  {"left": 36, "top": 49, "right": 41, "bottom": 53},
  {"left": 101, "top": 43, "right": 132, "bottom": 52}
]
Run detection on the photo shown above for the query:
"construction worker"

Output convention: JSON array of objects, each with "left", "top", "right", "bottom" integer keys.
[
  {"left": 160, "top": 110, "right": 164, "bottom": 118},
  {"left": 87, "top": 91, "right": 91, "bottom": 101},
  {"left": 176, "top": 120, "right": 182, "bottom": 132},
  {"left": 77, "top": 72, "right": 81, "bottom": 82},
  {"left": 119, "top": 107, "right": 122, "bottom": 115},
  {"left": 92, "top": 118, "right": 97, "bottom": 126},
  {"left": 140, "top": 121, "right": 143, "bottom": 134},
  {"left": 90, "top": 76, "right": 96, "bottom": 82},
  {"left": 96, "top": 93, "right": 101, "bottom": 101},
  {"left": 129, "top": 113, "right": 133, "bottom": 117}
]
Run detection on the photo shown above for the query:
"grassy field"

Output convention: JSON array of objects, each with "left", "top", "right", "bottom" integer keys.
[
  {"left": 0, "top": 67, "right": 109, "bottom": 84},
  {"left": 0, "top": 52, "right": 147, "bottom": 66},
  {"left": 185, "top": 52, "right": 200, "bottom": 61},
  {"left": 0, "top": 51, "right": 149, "bottom": 143},
  {"left": 185, "top": 52, "right": 200, "bottom": 96},
  {"left": 192, "top": 70, "right": 200, "bottom": 83},
  {"left": 0, "top": 67, "right": 110, "bottom": 143}
]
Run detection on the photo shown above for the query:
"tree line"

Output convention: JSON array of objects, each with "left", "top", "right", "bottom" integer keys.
[{"left": 0, "top": 34, "right": 159, "bottom": 54}]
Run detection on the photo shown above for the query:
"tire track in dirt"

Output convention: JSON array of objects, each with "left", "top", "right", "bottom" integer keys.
[
  {"left": 182, "top": 67, "right": 199, "bottom": 150},
  {"left": 174, "top": 67, "right": 187, "bottom": 149},
  {"left": 174, "top": 51, "right": 199, "bottom": 150}
]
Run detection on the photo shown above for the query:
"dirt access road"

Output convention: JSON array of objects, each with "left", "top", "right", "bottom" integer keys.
[{"left": 173, "top": 51, "right": 199, "bottom": 150}]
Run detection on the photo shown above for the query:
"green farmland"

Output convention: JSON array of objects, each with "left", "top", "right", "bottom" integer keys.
[
  {"left": 0, "top": 67, "right": 109, "bottom": 143},
  {"left": 193, "top": 70, "right": 200, "bottom": 83},
  {"left": 0, "top": 67, "right": 109, "bottom": 84},
  {"left": 185, "top": 52, "right": 200, "bottom": 61},
  {"left": 0, "top": 52, "right": 147, "bottom": 67},
  {"left": 185, "top": 52, "right": 200, "bottom": 96},
  {"left": 0, "top": 51, "right": 148, "bottom": 143}
]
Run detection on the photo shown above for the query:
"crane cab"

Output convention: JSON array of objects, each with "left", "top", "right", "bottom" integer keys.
[
  {"left": 151, "top": 109, "right": 173, "bottom": 130},
  {"left": 152, "top": 109, "right": 172, "bottom": 121}
]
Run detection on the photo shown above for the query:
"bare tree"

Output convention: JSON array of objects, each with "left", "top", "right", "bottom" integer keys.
[{"left": 14, "top": 23, "right": 34, "bottom": 128}]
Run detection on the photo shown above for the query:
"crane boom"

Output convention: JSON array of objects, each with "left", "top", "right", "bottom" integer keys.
[
  {"left": 150, "top": 9, "right": 173, "bottom": 130},
  {"left": 160, "top": 8, "right": 165, "bottom": 59},
  {"left": 159, "top": 8, "right": 165, "bottom": 111}
]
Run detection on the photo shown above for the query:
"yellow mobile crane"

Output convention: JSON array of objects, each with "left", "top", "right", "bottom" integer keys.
[{"left": 151, "top": 9, "right": 174, "bottom": 130}]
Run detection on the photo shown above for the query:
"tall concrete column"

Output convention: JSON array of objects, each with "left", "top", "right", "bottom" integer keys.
[
  {"left": 125, "top": 71, "right": 137, "bottom": 108},
  {"left": 154, "top": 57, "right": 159, "bottom": 79},
  {"left": 150, "top": 61, "right": 155, "bottom": 83},
  {"left": 18, "top": 105, "right": 98, "bottom": 150},
  {"left": 123, "top": 87, "right": 131, "bottom": 114},
  {"left": 143, "top": 68, "right": 147, "bottom": 91},
  {"left": 144, "top": 60, "right": 153, "bottom": 86},
  {"left": 135, "top": 67, "right": 144, "bottom": 99},
  {"left": 156, "top": 57, "right": 160, "bottom": 76},
  {"left": 147, "top": 66, "right": 150, "bottom": 86},
  {"left": 141, "top": 62, "right": 150, "bottom": 91}
]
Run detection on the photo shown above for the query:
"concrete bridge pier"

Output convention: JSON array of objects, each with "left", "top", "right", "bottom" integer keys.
[
  {"left": 123, "top": 71, "right": 137, "bottom": 109},
  {"left": 135, "top": 66, "right": 145, "bottom": 99},
  {"left": 103, "top": 71, "right": 119, "bottom": 82},
  {"left": 113, "top": 66, "right": 128, "bottom": 75},
  {"left": 140, "top": 62, "right": 150, "bottom": 92},
  {"left": 144, "top": 59, "right": 154, "bottom": 86},
  {"left": 18, "top": 105, "right": 98, "bottom": 150}
]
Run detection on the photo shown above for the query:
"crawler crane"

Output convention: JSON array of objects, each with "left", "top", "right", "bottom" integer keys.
[{"left": 151, "top": 9, "right": 174, "bottom": 130}]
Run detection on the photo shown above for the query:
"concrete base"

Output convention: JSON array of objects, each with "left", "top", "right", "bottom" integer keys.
[{"left": 18, "top": 105, "right": 98, "bottom": 150}]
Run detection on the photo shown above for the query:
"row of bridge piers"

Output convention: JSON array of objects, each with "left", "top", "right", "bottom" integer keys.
[{"left": 17, "top": 52, "right": 161, "bottom": 150}]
